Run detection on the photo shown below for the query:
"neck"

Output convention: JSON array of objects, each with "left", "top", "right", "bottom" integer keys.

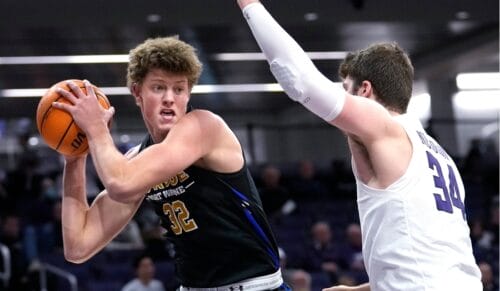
[{"left": 139, "top": 277, "right": 152, "bottom": 285}]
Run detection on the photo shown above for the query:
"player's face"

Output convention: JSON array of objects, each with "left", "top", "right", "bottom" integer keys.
[
  {"left": 135, "top": 68, "right": 191, "bottom": 141},
  {"left": 137, "top": 257, "right": 155, "bottom": 281},
  {"left": 342, "top": 76, "right": 360, "bottom": 95}
]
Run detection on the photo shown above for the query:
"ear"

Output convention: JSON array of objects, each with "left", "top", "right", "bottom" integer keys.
[
  {"left": 357, "top": 80, "right": 373, "bottom": 98},
  {"left": 131, "top": 83, "right": 142, "bottom": 106}
]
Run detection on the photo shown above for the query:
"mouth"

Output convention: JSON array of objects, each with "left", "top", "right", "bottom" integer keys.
[{"left": 160, "top": 108, "right": 175, "bottom": 120}]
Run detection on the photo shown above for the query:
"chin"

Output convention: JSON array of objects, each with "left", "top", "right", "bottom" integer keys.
[{"left": 148, "top": 126, "right": 170, "bottom": 141}]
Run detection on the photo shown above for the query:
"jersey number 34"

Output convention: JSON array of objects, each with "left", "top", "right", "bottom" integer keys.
[{"left": 426, "top": 151, "right": 466, "bottom": 220}]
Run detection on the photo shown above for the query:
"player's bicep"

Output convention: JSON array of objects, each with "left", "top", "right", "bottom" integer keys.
[
  {"left": 86, "top": 191, "right": 142, "bottom": 247},
  {"left": 64, "top": 190, "right": 143, "bottom": 263}
]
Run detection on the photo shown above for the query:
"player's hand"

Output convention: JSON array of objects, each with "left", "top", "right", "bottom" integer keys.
[
  {"left": 237, "top": 0, "right": 260, "bottom": 9},
  {"left": 53, "top": 80, "right": 115, "bottom": 135},
  {"left": 323, "top": 286, "right": 353, "bottom": 291},
  {"left": 323, "top": 283, "right": 370, "bottom": 291}
]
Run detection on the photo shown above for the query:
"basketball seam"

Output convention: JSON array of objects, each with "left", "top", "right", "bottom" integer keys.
[
  {"left": 55, "top": 119, "right": 76, "bottom": 151},
  {"left": 38, "top": 81, "right": 109, "bottom": 156},
  {"left": 39, "top": 95, "right": 65, "bottom": 137}
]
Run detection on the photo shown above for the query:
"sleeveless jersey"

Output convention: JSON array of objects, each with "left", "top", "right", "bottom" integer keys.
[
  {"left": 139, "top": 135, "right": 280, "bottom": 287},
  {"left": 354, "top": 114, "right": 481, "bottom": 291}
]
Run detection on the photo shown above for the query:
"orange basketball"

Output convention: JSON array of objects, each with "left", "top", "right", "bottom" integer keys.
[{"left": 36, "top": 79, "right": 111, "bottom": 156}]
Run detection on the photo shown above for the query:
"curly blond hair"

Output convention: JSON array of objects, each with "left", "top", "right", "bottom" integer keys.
[{"left": 127, "top": 36, "right": 203, "bottom": 90}]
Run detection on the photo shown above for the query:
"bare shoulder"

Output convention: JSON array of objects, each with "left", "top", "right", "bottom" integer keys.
[
  {"left": 180, "top": 109, "right": 228, "bottom": 132},
  {"left": 186, "top": 109, "right": 224, "bottom": 122},
  {"left": 184, "top": 110, "right": 243, "bottom": 172}
]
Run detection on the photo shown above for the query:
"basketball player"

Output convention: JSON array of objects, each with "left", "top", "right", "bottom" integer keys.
[
  {"left": 53, "top": 36, "right": 288, "bottom": 290},
  {"left": 236, "top": 1, "right": 482, "bottom": 290}
]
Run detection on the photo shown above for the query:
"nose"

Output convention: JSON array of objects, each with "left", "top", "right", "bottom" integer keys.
[{"left": 162, "top": 89, "right": 175, "bottom": 105}]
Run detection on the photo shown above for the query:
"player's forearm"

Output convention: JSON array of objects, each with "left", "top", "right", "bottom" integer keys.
[
  {"left": 237, "top": 0, "right": 259, "bottom": 9},
  {"left": 61, "top": 157, "right": 91, "bottom": 262},
  {"left": 241, "top": 2, "right": 312, "bottom": 73},
  {"left": 86, "top": 127, "right": 138, "bottom": 202},
  {"left": 240, "top": 2, "right": 345, "bottom": 121},
  {"left": 61, "top": 157, "right": 142, "bottom": 262}
]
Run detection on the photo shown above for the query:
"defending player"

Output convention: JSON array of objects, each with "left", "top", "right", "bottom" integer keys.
[{"left": 236, "top": 0, "right": 482, "bottom": 290}]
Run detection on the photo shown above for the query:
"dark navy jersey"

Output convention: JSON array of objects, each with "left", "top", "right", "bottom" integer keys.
[{"left": 139, "top": 135, "right": 280, "bottom": 287}]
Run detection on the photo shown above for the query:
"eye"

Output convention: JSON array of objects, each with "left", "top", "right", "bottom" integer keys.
[
  {"left": 174, "top": 87, "right": 185, "bottom": 94},
  {"left": 152, "top": 84, "right": 166, "bottom": 92}
]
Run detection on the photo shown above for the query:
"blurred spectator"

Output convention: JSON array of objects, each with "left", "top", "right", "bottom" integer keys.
[
  {"left": 338, "top": 223, "right": 368, "bottom": 284},
  {"left": 40, "top": 176, "right": 59, "bottom": 201},
  {"left": 0, "top": 214, "right": 29, "bottom": 290},
  {"left": 324, "top": 159, "right": 355, "bottom": 199},
  {"left": 106, "top": 219, "right": 145, "bottom": 251},
  {"left": 279, "top": 247, "right": 309, "bottom": 291},
  {"left": 258, "top": 164, "right": 296, "bottom": 220},
  {"left": 4, "top": 150, "right": 44, "bottom": 214},
  {"left": 289, "top": 270, "right": 311, "bottom": 291},
  {"left": 143, "top": 225, "right": 173, "bottom": 261},
  {"left": 0, "top": 170, "right": 9, "bottom": 215},
  {"left": 135, "top": 203, "right": 161, "bottom": 235},
  {"left": 300, "top": 221, "right": 339, "bottom": 283},
  {"left": 121, "top": 254, "right": 165, "bottom": 291},
  {"left": 37, "top": 200, "right": 63, "bottom": 254},
  {"left": 134, "top": 204, "right": 173, "bottom": 261},
  {"left": 289, "top": 160, "right": 328, "bottom": 202},
  {"left": 462, "top": 139, "right": 498, "bottom": 198},
  {"left": 486, "top": 196, "right": 499, "bottom": 247},
  {"left": 469, "top": 218, "right": 495, "bottom": 251},
  {"left": 478, "top": 261, "right": 498, "bottom": 291}
]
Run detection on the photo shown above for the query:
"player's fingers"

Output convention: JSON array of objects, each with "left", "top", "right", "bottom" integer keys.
[
  {"left": 56, "top": 86, "right": 79, "bottom": 104},
  {"left": 51, "top": 100, "right": 73, "bottom": 112},
  {"left": 83, "top": 79, "right": 97, "bottom": 97},
  {"left": 66, "top": 80, "right": 87, "bottom": 99},
  {"left": 104, "top": 106, "right": 115, "bottom": 124}
]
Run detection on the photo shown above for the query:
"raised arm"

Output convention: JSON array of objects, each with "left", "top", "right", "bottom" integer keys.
[
  {"left": 61, "top": 149, "right": 143, "bottom": 263},
  {"left": 237, "top": 1, "right": 401, "bottom": 143},
  {"left": 238, "top": 0, "right": 346, "bottom": 122}
]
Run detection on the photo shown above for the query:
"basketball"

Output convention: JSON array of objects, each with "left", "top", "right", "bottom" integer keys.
[{"left": 36, "top": 79, "right": 111, "bottom": 156}]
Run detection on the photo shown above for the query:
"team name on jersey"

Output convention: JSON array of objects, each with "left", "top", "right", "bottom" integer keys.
[
  {"left": 146, "top": 171, "right": 193, "bottom": 201},
  {"left": 417, "top": 131, "right": 450, "bottom": 161}
]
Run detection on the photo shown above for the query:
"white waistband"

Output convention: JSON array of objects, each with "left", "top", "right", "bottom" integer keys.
[{"left": 180, "top": 269, "right": 283, "bottom": 291}]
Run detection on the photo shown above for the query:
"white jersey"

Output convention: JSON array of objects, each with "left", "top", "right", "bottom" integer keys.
[{"left": 354, "top": 114, "right": 481, "bottom": 291}]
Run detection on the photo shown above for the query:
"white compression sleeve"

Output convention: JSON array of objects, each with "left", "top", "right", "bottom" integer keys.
[{"left": 242, "top": 2, "right": 345, "bottom": 121}]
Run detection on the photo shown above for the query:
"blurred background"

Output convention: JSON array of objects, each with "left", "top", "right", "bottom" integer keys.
[{"left": 0, "top": 0, "right": 498, "bottom": 290}]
